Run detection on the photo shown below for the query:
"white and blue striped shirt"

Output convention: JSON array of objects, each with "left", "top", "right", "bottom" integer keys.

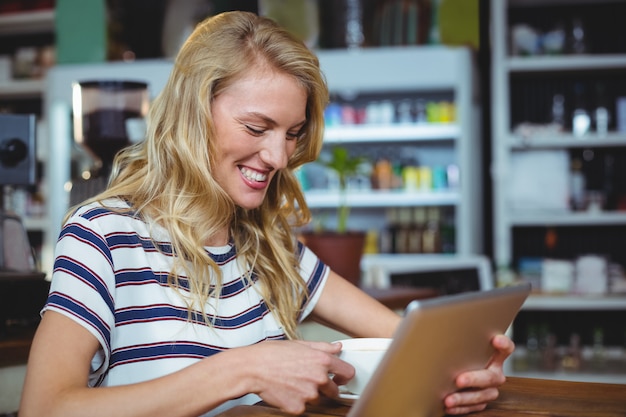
[{"left": 44, "top": 199, "right": 329, "bottom": 416}]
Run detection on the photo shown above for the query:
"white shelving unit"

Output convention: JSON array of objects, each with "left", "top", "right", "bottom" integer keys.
[
  {"left": 491, "top": 0, "right": 626, "bottom": 384},
  {"left": 0, "top": 9, "right": 54, "bottom": 273},
  {"left": 0, "top": 9, "right": 54, "bottom": 99},
  {"left": 311, "top": 47, "right": 482, "bottom": 256},
  {"left": 0, "top": 9, "right": 54, "bottom": 35},
  {"left": 0, "top": 79, "right": 45, "bottom": 99}
]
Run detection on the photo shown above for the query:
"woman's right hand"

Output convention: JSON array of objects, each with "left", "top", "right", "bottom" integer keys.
[{"left": 241, "top": 340, "right": 354, "bottom": 415}]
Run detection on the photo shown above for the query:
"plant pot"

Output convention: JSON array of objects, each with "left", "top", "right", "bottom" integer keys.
[{"left": 300, "top": 231, "right": 366, "bottom": 287}]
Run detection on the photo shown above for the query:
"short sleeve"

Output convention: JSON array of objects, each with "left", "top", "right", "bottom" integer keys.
[
  {"left": 296, "top": 241, "right": 330, "bottom": 321},
  {"left": 43, "top": 208, "right": 116, "bottom": 386}
]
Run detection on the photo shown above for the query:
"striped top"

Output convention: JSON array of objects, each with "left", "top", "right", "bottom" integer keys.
[{"left": 43, "top": 199, "right": 329, "bottom": 416}]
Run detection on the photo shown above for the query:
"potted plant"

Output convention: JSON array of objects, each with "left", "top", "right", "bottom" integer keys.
[{"left": 300, "top": 146, "right": 368, "bottom": 286}]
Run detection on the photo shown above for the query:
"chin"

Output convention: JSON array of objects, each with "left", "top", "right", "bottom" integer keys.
[{"left": 235, "top": 197, "right": 266, "bottom": 210}]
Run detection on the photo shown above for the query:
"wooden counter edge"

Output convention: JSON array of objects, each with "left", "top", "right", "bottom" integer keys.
[
  {"left": 215, "top": 376, "right": 626, "bottom": 417},
  {"left": 486, "top": 376, "right": 626, "bottom": 416}
]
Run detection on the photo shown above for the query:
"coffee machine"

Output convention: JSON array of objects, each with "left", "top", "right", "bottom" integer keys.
[
  {"left": 0, "top": 113, "right": 49, "bottom": 335},
  {"left": 70, "top": 79, "right": 149, "bottom": 205}
]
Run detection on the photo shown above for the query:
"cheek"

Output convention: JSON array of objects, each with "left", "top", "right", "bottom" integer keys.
[{"left": 287, "top": 140, "right": 298, "bottom": 159}]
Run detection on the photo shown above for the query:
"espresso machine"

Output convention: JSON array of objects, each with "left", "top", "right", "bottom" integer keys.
[
  {"left": 70, "top": 80, "right": 149, "bottom": 205},
  {"left": 0, "top": 113, "right": 48, "bottom": 336}
]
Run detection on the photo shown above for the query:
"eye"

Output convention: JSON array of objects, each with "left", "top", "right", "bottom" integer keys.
[
  {"left": 286, "top": 131, "right": 301, "bottom": 141},
  {"left": 287, "top": 127, "right": 305, "bottom": 141},
  {"left": 245, "top": 125, "right": 265, "bottom": 136}
]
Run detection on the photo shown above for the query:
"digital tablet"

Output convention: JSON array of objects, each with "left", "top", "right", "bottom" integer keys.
[{"left": 346, "top": 283, "right": 531, "bottom": 417}]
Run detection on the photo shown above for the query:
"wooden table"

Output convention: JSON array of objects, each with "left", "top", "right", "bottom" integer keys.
[{"left": 215, "top": 376, "right": 626, "bottom": 417}]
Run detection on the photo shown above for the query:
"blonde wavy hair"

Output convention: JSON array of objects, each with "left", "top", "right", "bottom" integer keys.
[{"left": 72, "top": 11, "right": 328, "bottom": 339}]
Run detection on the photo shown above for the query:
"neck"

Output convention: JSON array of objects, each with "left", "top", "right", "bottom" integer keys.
[{"left": 204, "top": 228, "right": 230, "bottom": 247}]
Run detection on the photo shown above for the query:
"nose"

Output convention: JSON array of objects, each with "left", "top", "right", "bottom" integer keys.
[{"left": 259, "top": 132, "right": 290, "bottom": 170}]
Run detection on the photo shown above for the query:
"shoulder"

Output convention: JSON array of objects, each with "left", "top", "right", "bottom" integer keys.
[
  {"left": 69, "top": 198, "right": 133, "bottom": 221},
  {"left": 61, "top": 198, "right": 155, "bottom": 243},
  {"left": 66, "top": 199, "right": 144, "bottom": 229}
]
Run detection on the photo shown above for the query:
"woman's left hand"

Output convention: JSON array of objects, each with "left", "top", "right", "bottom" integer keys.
[{"left": 443, "top": 334, "right": 515, "bottom": 415}]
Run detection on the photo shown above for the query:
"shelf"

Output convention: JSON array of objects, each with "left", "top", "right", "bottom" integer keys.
[
  {"left": 304, "top": 189, "right": 459, "bottom": 208},
  {"left": 0, "top": 9, "right": 55, "bottom": 35},
  {"left": 509, "top": 133, "right": 626, "bottom": 150},
  {"left": 508, "top": 210, "right": 626, "bottom": 226},
  {"left": 522, "top": 294, "right": 626, "bottom": 310},
  {"left": 323, "top": 123, "right": 459, "bottom": 143},
  {"left": 508, "top": 369, "right": 626, "bottom": 384},
  {"left": 508, "top": 345, "right": 626, "bottom": 384},
  {"left": 0, "top": 79, "right": 45, "bottom": 99},
  {"left": 508, "top": 0, "right": 623, "bottom": 6},
  {"left": 506, "top": 54, "right": 626, "bottom": 73}
]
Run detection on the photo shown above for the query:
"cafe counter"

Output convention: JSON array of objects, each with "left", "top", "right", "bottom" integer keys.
[{"left": 216, "top": 376, "right": 626, "bottom": 417}]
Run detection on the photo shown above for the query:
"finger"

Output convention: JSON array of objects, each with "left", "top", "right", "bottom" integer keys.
[
  {"left": 485, "top": 335, "right": 515, "bottom": 372},
  {"left": 318, "top": 375, "right": 341, "bottom": 399},
  {"left": 444, "top": 387, "right": 498, "bottom": 412},
  {"left": 456, "top": 364, "right": 507, "bottom": 390},
  {"left": 327, "top": 355, "right": 355, "bottom": 386},
  {"left": 492, "top": 334, "right": 515, "bottom": 355},
  {"left": 445, "top": 402, "right": 488, "bottom": 415},
  {"left": 296, "top": 340, "right": 343, "bottom": 355}
]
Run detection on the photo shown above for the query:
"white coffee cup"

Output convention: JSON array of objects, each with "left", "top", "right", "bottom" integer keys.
[{"left": 335, "top": 337, "right": 392, "bottom": 396}]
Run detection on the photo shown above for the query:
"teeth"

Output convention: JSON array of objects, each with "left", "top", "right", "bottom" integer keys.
[{"left": 240, "top": 167, "right": 267, "bottom": 182}]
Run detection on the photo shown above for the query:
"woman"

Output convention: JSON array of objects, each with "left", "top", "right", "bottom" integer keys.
[{"left": 20, "top": 11, "right": 513, "bottom": 417}]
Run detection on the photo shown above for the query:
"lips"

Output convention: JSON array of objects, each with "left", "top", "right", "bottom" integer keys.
[{"left": 240, "top": 166, "right": 268, "bottom": 182}]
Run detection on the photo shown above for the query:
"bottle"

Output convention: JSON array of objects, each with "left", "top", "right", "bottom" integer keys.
[
  {"left": 526, "top": 324, "right": 540, "bottom": 370},
  {"left": 439, "top": 207, "right": 456, "bottom": 253},
  {"left": 593, "top": 83, "right": 610, "bottom": 137},
  {"left": 344, "top": 0, "right": 364, "bottom": 48},
  {"left": 569, "top": 18, "right": 587, "bottom": 54},
  {"left": 422, "top": 207, "right": 441, "bottom": 253},
  {"left": 394, "top": 207, "right": 413, "bottom": 253},
  {"left": 427, "top": 0, "right": 441, "bottom": 45},
  {"left": 569, "top": 158, "right": 586, "bottom": 211},
  {"left": 408, "top": 207, "right": 426, "bottom": 254},
  {"left": 562, "top": 333, "right": 582, "bottom": 371},
  {"left": 383, "top": 207, "right": 399, "bottom": 253},
  {"left": 551, "top": 93, "right": 565, "bottom": 130},
  {"left": 592, "top": 327, "right": 606, "bottom": 371},
  {"left": 572, "top": 83, "right": 590, "bottom": 137},
  {"left": 415, "top": 98, "right": 427, "bottom": 123},
  {"left": 604, "top": 154, "right": 616, "bottom": 210},
  {"left": 541, "top": 332, "right": 558, "bottom": 371}
]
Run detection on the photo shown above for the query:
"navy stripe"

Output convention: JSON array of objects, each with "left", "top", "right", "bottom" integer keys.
[
  {"left": 81, "top": 206, "right": 139, "bottom": 221},
  {"left": 110, "top": 342, "right": 223, "bottom": 368},
  {"left": 54, "top": 256, "right": 115, "bottom": 313},
  {"left": 47, "top": 292, "right": 111, "bottom": 350},
  {"left": 307, "top": 258, "right": 327, "bottom": 296},
  {"left": 106, "top": 232, "right": 172, "bottom": 254},
  {"left": 60, "top": 223, "right": 113, "bottom": 266},
  {"left": 115, "top": 301, "right": 270, "bottom": 329},
  {"left": 115, "top": 268, "right": 253, "bottom": 299},
  {"left": 115, "top": 305, "right": 188, "bottom": 326},
  {"left": 205, "top": 244, "right": 238, "bottom": 264},
  {"left": 115, "top": 268, "right": 186, "bottom": 289}
]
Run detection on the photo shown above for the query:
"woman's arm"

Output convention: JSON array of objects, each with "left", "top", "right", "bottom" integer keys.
[
  {"left": 310, "top": 269, "right": 402, "bottom": 338},
  {"left": 19, "top": 310, "right": 354, "bottom": 417}
]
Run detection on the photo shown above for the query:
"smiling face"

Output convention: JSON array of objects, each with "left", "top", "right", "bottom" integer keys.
[{"left": 210, "top": 67, "right": 308, "bottom": 210}]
